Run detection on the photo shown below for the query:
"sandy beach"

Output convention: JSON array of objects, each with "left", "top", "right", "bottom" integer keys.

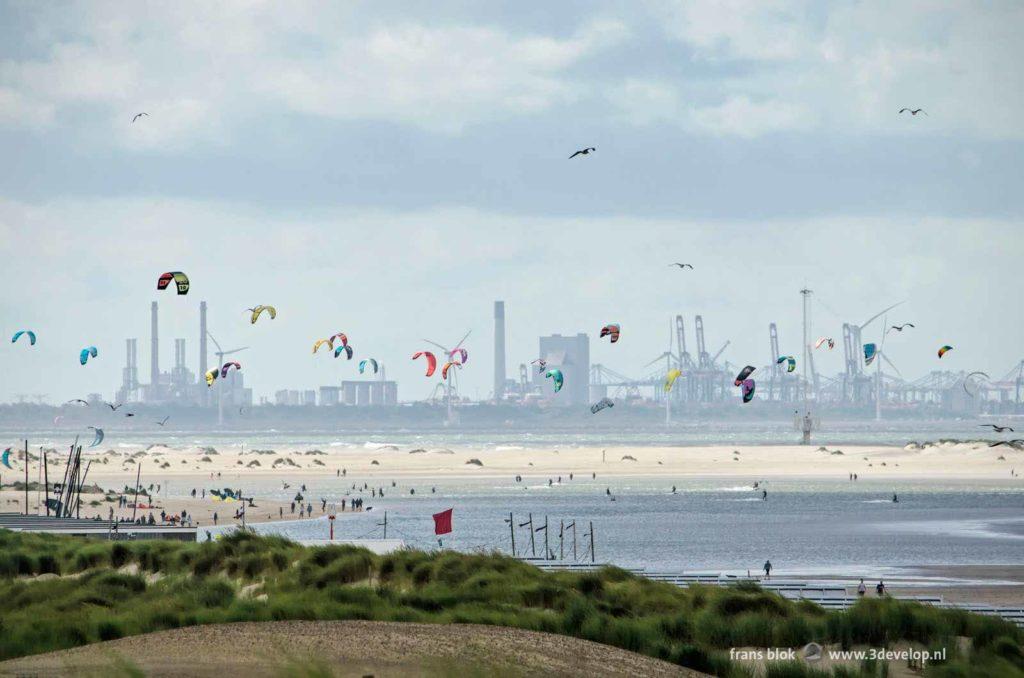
[{"left": 2, "top": 440, "right": 1019, "bottom": 528}]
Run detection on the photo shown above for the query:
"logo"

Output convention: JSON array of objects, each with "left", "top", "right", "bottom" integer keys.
[{"left": 803, "top": 642, "right": 823, "bottom": 662}]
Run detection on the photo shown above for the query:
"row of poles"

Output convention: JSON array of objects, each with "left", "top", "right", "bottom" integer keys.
[
  {"left": 3, "top": 439, "right": 144, "bottom": 524},
  {"left": 506, "top": 512, "right": 595, "bottom": 563}
]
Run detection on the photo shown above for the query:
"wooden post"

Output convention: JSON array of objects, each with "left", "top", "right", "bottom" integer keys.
[
  {"left": 23, "top": 440, "right": 29, "bottom": 515},
  {"left": 571, "top": 521, "right": 577, "bottom": 561},
  {"left": 43, "top": 451, "right": 50, "bottom": 517},
  {"left": 508, "top": 512, "right": 516, "bottom": 557},
  {"left": 131, "top": 463, "right": 142, "bottom": 522},
  {"left": 559, "top": 520, "right": 564, "bottom": 560},
  {"left": 527, "top": 513, "right": 535, "bottom": 557},
  {"left": 543, "top": 516, "right": 549, "bottom": 560},
  {"left": 382, "top": 511, "right": 388, "bottom": 539},
  {"left": 589, "top": 521, "right": 595, "bottom": 563},
  {"left": 76, "top": 461, "right": 92, "bottom": 519}
]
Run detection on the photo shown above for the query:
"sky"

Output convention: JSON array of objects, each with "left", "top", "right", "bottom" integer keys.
[{"left": 1, "top": 0, "right": 1022, "bottom": 404}]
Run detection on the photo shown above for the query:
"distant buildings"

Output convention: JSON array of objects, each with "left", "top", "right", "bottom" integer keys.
[{"left": 116, "top": 301, "right": 252, "bottom": 409}]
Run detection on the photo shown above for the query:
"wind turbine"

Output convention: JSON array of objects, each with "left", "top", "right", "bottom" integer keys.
[
  {"left": 207, "top": 331, "right": 248, "bottom": 426},
  {"left": 858, "top": 302, "right": 904, "bottom": 421},
  {"left": 422, "top": 330, "right": 471, "bottom": 426}
]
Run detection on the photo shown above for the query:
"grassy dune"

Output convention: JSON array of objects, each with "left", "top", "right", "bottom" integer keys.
[{"left": 1, "top": 529, "right": 1022, "bottom": 677}]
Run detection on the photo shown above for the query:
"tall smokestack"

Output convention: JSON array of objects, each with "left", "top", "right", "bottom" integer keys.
[
  {"left": 150, "top": 301, "right": 159, "bottom": 385},
  {"left": 199, "top": 301, "right": 208, "bottom": 384},
  {"left": 494, "top": 301, "right": 506, "bottom": 401}
]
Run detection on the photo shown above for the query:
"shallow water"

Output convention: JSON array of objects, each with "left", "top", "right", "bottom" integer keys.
[{"left": 207, "top": 475, "right": 1024, "bottom": 577}]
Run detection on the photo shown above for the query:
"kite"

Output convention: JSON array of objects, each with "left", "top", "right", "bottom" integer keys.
[
  {"left": 1, "top": 448, "right": 12, "bottom": 469},
  {"left": 156, "top": 271, "right": 190, "bottom": 295},
  {"left": 814, "top": 337, "right": 834, "bottom": 350},
  {"left": 88, "top": 427, "right": 104, "bottom": 448},
  {"left": 938, "top": 345, "right": 953, "bottom": 359},
  {"left": 53, "top": 416, "right": 63, "bottom": 426},
  {"left": 205, "top": 368, "right": 219, "bottom": 387},
  {"left": 359, "top": 359, "right": 379, "bottom": 374},
  {"left": 330, "top": 333, "right": 349, "bottom": 348},
  {"left": 220, "top": 361, "right": 241, "bottom": 378},
  {"left": 413, "top": 351, "right": 437, "bottom": 377},
  {"left": 449, "top": 348, "right": 468, "bottom": 365},
  {"left": 334, "top": 344, "right": 354, "bottom": 360},
  {"left": 248, "top": 305, "right": 276, "bottom": 324},
  {"left": 740, "top": 379, "right": 756, "bottom": 403},
  {"left": 433, "top": 508, "right": 453, "bottom": 535},
  {"left": 776, "top": 356, "right": 796, "bottom": 373},
  {"left": 863, "top": 343, "right": 877, "bottom": 367},
  {"left": 545, "top": 368, "right": 564, "bottom": 393},
  {"left": 590, "top": 397, "right": 614, "bottom": 414},
  {"left": 734, "top": 365, "right": 756, "bottom": 386},
  {"left": 600, "top": 324, "right": 621, "bottom": 343},
  {"left": 963, "top": 371, "right": 990, "bottom": 397},
  {"left": 531, "top": 359, "right": 547, "bottom": 373},
  {"left": 664, "top": 369, "right": 682, "bottom": 392},
  {"left": 441, "top": 361, "right": 461, "bottom": 380},
  {"left": 79, "top": 346, "right": 98, "bottom": 365},
  {"left": 313, "top": 339, "right": 332, "bottom": 354},
  {"left": 11, "top": 330, "right": 36, "bottom": 346}
]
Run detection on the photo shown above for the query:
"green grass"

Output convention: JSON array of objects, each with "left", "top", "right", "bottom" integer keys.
[{"left": 0, "top": 529, "right": 1021, "bottom": 677}]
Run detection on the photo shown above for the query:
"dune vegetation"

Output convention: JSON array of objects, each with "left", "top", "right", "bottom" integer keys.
[{"left": 0, "top": 529, "right": 1022, "bottom": 677}]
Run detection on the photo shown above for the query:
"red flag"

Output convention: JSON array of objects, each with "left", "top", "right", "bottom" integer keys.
[{"left": 432, "top": 508, "right": 453, "bottom": 535}]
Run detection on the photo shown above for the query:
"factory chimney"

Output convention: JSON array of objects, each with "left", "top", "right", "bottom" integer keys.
[
  {"left": 199, "top": 301, "right": 208, "bottom": 384},
  {"left": 494, "top": 301, "right": 506, "bottom": 401},
  {"left": 150, "top": 301, "right": 159, "bottom": 386}
]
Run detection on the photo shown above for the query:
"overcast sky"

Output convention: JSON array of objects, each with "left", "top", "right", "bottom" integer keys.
[{"left": 1, "top": 0, "right": 1022, "bottom": 404}]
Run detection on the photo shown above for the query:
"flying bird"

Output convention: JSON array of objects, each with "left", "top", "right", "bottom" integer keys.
[
  {"left": 888, "top": 324, "right": 915, "bottom": 332},
  {"left": 156, "top": 416, "right": 170, "bottom": 427},
  {"left": 124, "top": 412, "right": 135, "bottom": 417},
  {"left": 670, "top": 263, "right": 694, "bottom": 269},
  {"left": 66, "top": 399, "right": 89, "bottom": 406},
  {"left": 569, "top": 147, "right": 596, "bottom": 159},
  {"left": 106, "top": 402, "right": 122, "bottom": 411},
  {"left": 980, "top": 424, "right": 1014, "bottom": 433},
  {"left": 898, "top": 108, "right": 926, "bottom": 116},
  {"left": 132, "top": 112, "right": 149, "bottom": 123},
  {"left": 989, "top": 440, "right": 1024, "bottom": 447}
]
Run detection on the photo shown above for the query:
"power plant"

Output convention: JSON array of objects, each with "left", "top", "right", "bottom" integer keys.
[{"left": 115, "top": 301, "right": 251, "bottom": 409}]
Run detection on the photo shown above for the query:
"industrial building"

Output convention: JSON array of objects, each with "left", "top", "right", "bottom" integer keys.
[{"left": 115, "top": 301, "right": 251, "bottom": 409}]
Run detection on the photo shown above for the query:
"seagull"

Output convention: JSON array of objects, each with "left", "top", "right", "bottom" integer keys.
[
  {"left": 980, "top": 424, "right": 1015, "bottom": 433},
  {"left": 888, "top": 323, "right": 915, "bottom": 333},
  {"left": 106, "top": 402, "right": 122, "bottom": 411},
  {"left": 156, "top": 416, "right": 170, "bottom": 427},
  {"left": 990, "top": 440, "right": 1024, "bottom": 447},
  {"left": 569, "top": 147, "right": 596, "bottom": 159},
  {"left": 132, "top": 112, "right": 149, "bottom": 123},
  {"left": 670, "top": 263, "right": 694, "bottom": 269},
  {"left": 898, "top": 108, "right": 926, "bottom": 116},
  {"left": 124, "top": 412, "right": 135, "bottom": 417},
  {"left": 66, "top": 399, "right": 89, "bottom": 406}
]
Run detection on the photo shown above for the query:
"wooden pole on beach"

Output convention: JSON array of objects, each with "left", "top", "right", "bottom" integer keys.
[
  {"left": 543, "top": 516, "right": 549, "bottom": 560},
  {"left": 506, "top": 512, "right": 516, "bottom": 557},
  {"left": 24, "top": 440, "right": 29, "bottom": 515},
  {"left": 76, "top": 461, "right": 92, "bottom": 519},
  {"left": 589, "top": 521, "right": 595, "bottom": 563},
  {"left": 131, "top": 463, "right": 142, "bottom": 522},
  {"left": 43, "top": 451, "right": 50, "bottom": 517},
  {"left": 559, "top": 520, "right": 564, "bottom": 560},
  {"left": 525, "top": 513, "right": 535, "bottom": 557}
]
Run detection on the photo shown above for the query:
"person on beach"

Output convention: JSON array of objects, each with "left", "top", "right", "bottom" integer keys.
[
  {"left": 763, "top": 560, "right": 772, "bottom": 579},
  {"left": 857, "top": 579, "right": 866, "bottom": 596},
  {"left": 762, "top": 489, "right": 768, "bottom": 501},
  {"left": 892, "top": 493, "right": 899, "bottom": 503},
  {"left": 876, "top": 580, "right": 886, "bottom": 596},
  {"left": 279, "top": 507, "right": 283, "bottom": 518},
  {"left": 213, "top": 512, "right": 218, "bottom": 525}
]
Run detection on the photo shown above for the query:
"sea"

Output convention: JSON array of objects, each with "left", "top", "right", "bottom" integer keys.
[{"left": 8, "top": 420, "right": 1023, "bottom": 579}]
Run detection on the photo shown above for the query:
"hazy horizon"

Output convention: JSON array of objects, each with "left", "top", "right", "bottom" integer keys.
[{"left": 2, "top": 1, "right": 1022, "bottom": 404}]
